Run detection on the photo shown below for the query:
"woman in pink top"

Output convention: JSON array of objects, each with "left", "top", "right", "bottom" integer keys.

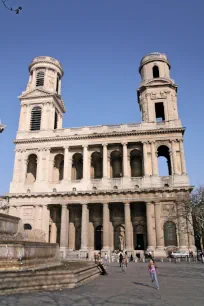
[{"left": 148, "top": 259, "right": 159, "bottom": 289}]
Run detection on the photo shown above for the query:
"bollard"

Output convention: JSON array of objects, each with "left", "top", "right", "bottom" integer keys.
[
  {"left": 135, "top": 258, "right": 138, "bottom": 263},
  {"left": 161, "top": 258, "right": 163, "bottom": 262},
  {"left": 169, "top": 258, "right": 171, "bottom": 263}
]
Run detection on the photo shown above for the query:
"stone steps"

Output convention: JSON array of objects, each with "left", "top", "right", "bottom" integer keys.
[{"left": 0, "top": 263, "right": 100, "bottom": 295}]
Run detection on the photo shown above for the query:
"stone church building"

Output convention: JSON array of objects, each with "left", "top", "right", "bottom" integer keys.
[{"left": 8, "top": 52, "right": 195, "bottom": 258}]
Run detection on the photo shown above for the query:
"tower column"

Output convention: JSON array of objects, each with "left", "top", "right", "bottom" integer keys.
[
  {"left": 155, "top": 203, "right": 165, "bottom": 256},
  {"left": 146, "top": 202, "right": 156, "bottom": 250},
  {"left": 83, "top": 145, "right": 88, "bottom": 180},
  {"left": 151, "top": 142, "right": 158, "bottom": 176},
  {"left": 102, "top": 202, "right": 110, "bottom": 250},
  {"left": 60, "top": 205, "right": 69, "bottom": 258},
  {"left": 124, "top": 202, "right": 132, "bottom": 250},
  {"left": 63, "top": 146, "right": 69, "bottom": 180},
  {"left": 143, "top": 141, "right": 149, "bottom": 176},
  {"left": 171, "top": 140, "right": 177, "bottom": 174},
  {"left": 103, "top": 143, "right": 108, "bottom": 178},
  {"left": 122, "top": 143, "right": 128, "bottom": 177},
  {"left": 179, "top": 140, "right": 187, "bottom": 174},
  {"left": 81, "top": 203, "right": 89, "bottom": 250},
  {"left": 42, "top": 205, "right": 50, "bottom": 242}
]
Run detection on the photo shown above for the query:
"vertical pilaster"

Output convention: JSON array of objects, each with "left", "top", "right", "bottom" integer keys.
[
  {"left": 146, "top": 202, "right": 156, "bottom": 250},
  {"left": 50, "top": 208, "right": 57, "bottom": 243},
  {"left": 151, "top": 141, "right": 158, "bottom": 175},
  {"left": 103, "top": 143, "right": 108, "bottom": 178},
  {"left": 177, "top": 202, "right": 188, "bottom": 249},
  {"left": 81, "top": 203, "right": 89, "bottom": 250},
  {"left": 171, "top": 140, "right": 177, "bottom": 174},
  {"left": 60, "top": 205, "right": 69, "bottom": 248},
  {"left": 102, "top": 202, "right": 110, "bottom": 249},
  {"left": 179, "top": 139, "right": 187, "bottom": 174},
  {"left": 124, "top": 202, "right": 132, "bottom": 250},
  {"left": 34, "top": 205, "right": 42, "bottom": 230},
  {"left": 36, "top": 149, "right": 43, "bottom": 181},
  {"left": 122, "top": 142, "right": 128, "bottom": 177}
]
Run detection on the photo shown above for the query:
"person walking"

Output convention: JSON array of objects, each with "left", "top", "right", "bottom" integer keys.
[
  {"left": 148, "top": 259, "right": 159, "bottom": 290},
  {"left": 119, "top": 252, "right": 123, "bottom": 268},
  {"left": 122, "top": 252, "right": 128, "bottom": 272},
  {"left": 104, "top": 253, "right": 108, "bottom": 267}
]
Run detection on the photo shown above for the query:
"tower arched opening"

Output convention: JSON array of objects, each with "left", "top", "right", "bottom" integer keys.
[
  {"left": 53, "top": 154, "right": 64, "bottom": 182},
  {"left": 72, "top": 153, "right": 83, "bottom": 180},
  {"left": 36, "top": 70, "right": 45, "bottom": 87},
  {"left": 91, "top": 152, "right": 102, "bottom": 179},
  {"left": 153, "top": 65, "right": 160, "bottom": 78},
  {"left": 110, "top": 150, "right": 122, "bottom": 178},
  {"left": 130, "top": 149, "right": 143, "bottom": 177},
  {"left": 30, "top": 106, "right": 42, "bottom": 131},
  {"left": 26, "top": 154, "right": 37, "bottom": 184},
  {"left": 157, "top": 145, "right": 172, "bottom": 176}
]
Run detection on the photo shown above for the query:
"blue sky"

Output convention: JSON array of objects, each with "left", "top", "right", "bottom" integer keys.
[{"left": 0, "top": 0, "right": 204, "bottom": 194}]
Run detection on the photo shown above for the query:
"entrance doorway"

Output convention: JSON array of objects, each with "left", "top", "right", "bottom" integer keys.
[
  {"left": 95, "top": 225, "right": 103, "bottom": 250},
  {"left": 136, "top": 234, "right": 144, "bottom": 250}
]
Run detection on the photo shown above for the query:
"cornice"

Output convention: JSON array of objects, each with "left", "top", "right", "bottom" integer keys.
[
  {"left": 7, "top": 186, "right": 193, "bottom": 199},
  {"left": 13, "top": 127, "right": 185, "bottom": 144}
]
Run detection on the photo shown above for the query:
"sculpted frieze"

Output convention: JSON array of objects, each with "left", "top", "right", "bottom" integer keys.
[{"left": 150, "top": 91, "right": 168, "bottom": 100}]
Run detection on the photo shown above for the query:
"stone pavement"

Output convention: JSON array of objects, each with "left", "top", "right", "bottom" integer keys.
[{"left": 0, "top": 262, "right": 204, "bottom": 306}]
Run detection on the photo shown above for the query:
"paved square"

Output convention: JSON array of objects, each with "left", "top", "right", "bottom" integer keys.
[{"left": 0, "top": 262, "right": 204, "bottom": 306}]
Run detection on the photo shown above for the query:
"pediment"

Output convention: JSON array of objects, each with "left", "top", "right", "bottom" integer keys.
[{"left": 19, "top": 88, "right": 53, "bottom": 99}]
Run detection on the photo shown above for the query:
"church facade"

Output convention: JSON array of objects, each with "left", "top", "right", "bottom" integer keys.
[{"left": 8, "top": 53, "right": 195, "bottom": 258}]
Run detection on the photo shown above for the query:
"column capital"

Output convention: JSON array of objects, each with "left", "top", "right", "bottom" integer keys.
[
  {"left": 82, "top": 144, "right": 88, "bottom": 148},
  {"left": 124, "top": 201, "right": 130, "bottom": 206},
  {"left": 102, "top": 143, "right": 108, "bottom": 147},
  {"left": 146, "top": 201, "right": 155, "bottom": 206},
  {"left": 63, "top": 146, "right": 69, "bottom": 150},
  {"left": 81, "top": 202, "right": 88, "bottom": 205},
  {"left": 122, "top": 142, "right": 127, "bottom": 146},
  {"left": 61, "top": 204, "right": 68, "bottom": 209}
]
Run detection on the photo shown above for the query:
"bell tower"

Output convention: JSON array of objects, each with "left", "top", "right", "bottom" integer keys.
[
  {"left": 137, "top": 52, "right": 180, "bottom": 124},
  {"left": 18, "top": 56, "right": 65, "bottom": 132}
]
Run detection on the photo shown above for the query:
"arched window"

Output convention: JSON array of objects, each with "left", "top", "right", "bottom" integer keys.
[
  {"left": 130, "top": 149, "right": 143, "bottom": 177},
  {"left": 26, "top": 154, "right": 37, "bottom": 184},
  {"left": 153, "top": 65, "right": 160, "bottom": 78},
  {"left": 30, "top": 107, "right": 41, "bottom": 131},
  {"left": 164, "top": 221, "right": 177, "bottom": 246},
  {"left": 24, "top": 223, "right": 32, "bottom": 230},
  {"left": 53, "top": 154, "right": 64, "bottom": 182},
  {"left": 91, "top": 152, "right": 102, "bottom": 179},
  {"left": 36, "top": 71, "right": 45, "bottom": 87},
  {"left": 157, "top": 145, "right": 172, "bottom": 176},
  {"left": 54, "top": 111, "right": 58, "bottom": 129}
]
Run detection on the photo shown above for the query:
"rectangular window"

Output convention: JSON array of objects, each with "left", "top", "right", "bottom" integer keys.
[{"left": 155, "top": 102, "right": 165, "bottom": 122}]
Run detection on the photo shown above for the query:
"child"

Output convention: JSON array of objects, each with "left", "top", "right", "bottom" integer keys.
[{"left": 148, "top": 259, "right": 159, "bottom": 289}]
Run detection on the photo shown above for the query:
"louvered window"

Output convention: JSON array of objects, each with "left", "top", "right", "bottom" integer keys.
[
  {"left": 36, "top": 71, "right": 44, "bottom": 87},
  {"left": 30, "top": 107, "right": 41, "bottom": 131},
  {"left": 54, "top": 111, "right": 58, "bottom": 129}
]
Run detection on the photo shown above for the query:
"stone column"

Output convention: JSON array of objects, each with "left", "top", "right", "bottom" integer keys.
[
  {"left": 155, "top": 202, "right": 164, "bottom": 249},
  {"left": 34, "top": 205, "right": 42, "bottom": 230},
  {"left": 63, "top": 146, "right": 69, "bottom": 180},
  {"left": 83, "top": 145, "right": 88, "bottom": 180},
  {"left": 177, "top": 202, "right": 188, "bottom": 249},
  {"left": 50, "top": 208, "right": 57, "bottom": 243},
  {"left": 42, "top": 205, "right": 50, "bottom": 242},
  {"left": 179, "top": 139, "right": 187, "bottom": 174},
  {"left": 103, "top": 143, "right": 108, "bottom": 178},
  {"left": 102, "top": 202, "right": 110, "bottom": 250},
  {"left": 81, "top": 203, "right": 89, "bottom": 250},
  {"left": 36, "top": 149, "right": 43, "bottom": 181},
  {"left": 151, "top": 142, "right": 158, "bottom": 176},
  {"left": 143, "top": 142, "right": 149, "bottom": 176},
  {"left": 171, "top": 140, "right": 177, "bottom": 174},
  {"left": 60, "top": 205, "right": 69, "bottom": 253},
  {"left": 124, "top": 202, "right": 132, "bottom": 250},
  {"left": 22, "top": 152, "right": 28, "bottom": 183},
  {"left": 122, "top": 143, "right": 128, "bottom": 177},
  {"left": 146, "top": 202, "right": 156, "bottom": 250},
  {"left": 13, "top": 150, "right": 21, "bottom": 183}
]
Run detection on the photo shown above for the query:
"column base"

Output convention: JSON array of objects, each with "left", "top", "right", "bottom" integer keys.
[
  {"left": 60, "top": 247, "right": 68, "bottom": 259},
  {"left": 79, "top": 248, "right": 89, "bottom": 259},
  {"left": 154, "top": 247, "right": 166, "bottom": 258}
]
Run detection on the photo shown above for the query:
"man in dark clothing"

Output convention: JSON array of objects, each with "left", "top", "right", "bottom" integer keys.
[{"left": 119, "top": 252, "right": 123, "bottom": 267}]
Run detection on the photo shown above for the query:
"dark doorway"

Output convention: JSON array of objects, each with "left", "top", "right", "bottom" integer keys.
[
  {"left": 136, "top": 234, "right": 144, "bottom": 250},
  {"left": 95, "top": 225, "right": 103, "bottom": 250}
]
